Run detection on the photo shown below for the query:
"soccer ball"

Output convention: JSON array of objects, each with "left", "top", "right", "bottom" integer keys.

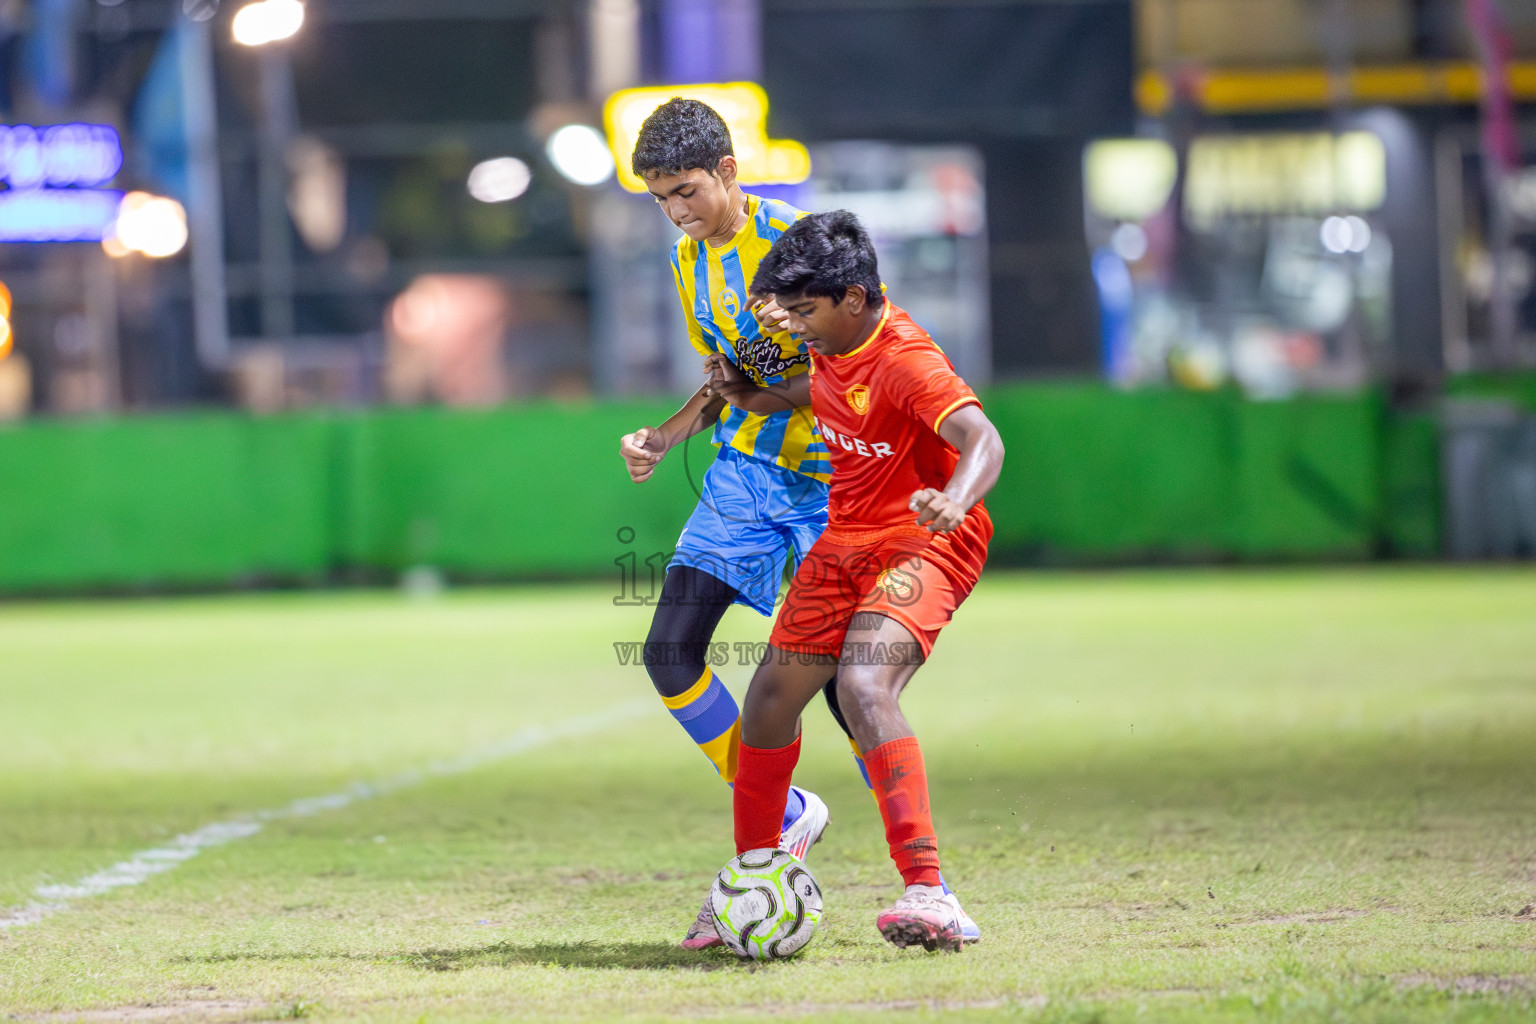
[{"left": 710, "top": 847, "right": 823, "bottom": 959}]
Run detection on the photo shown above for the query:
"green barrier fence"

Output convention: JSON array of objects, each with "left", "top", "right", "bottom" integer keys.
[
  {"left": 0, "top": 415, "right": 334, "bottom": 590},
  {"left": 0, "top": 382, "right": 1455, "bottom": 594},
  {"left": 330, "top": 403, "right": 702, "bottom": 577},
  {"left": 1446, "top": 372, "right": 1536, "bottom": 411}
]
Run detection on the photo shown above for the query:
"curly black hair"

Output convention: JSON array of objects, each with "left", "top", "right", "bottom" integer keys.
[
  {"left": 631, "top": 97, "right": 734, "bottom": 180},
  {"left": 751, "top": 210, "right": 885, "bottom": 309}
]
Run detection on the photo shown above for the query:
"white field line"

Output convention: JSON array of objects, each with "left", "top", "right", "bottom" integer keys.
[{"left": 0, "top": 699, "right": 651, "bottom": 930}]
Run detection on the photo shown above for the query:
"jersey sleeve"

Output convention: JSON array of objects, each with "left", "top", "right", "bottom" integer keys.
[
  {"left": 757, "top": 196, "right": 808, "bottom": 240},
  {"left": 884, "top": 338, "right": 981, "bottom": 436},
  {"left": 670, "top": 243, "right": 711, "bottom": 358}
]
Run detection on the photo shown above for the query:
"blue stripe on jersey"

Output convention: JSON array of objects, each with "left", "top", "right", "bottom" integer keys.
[
  {"left": 752, "top": 407, "right": 791, "bottom": 464},
  {"left": 690, "top": 252, "right": 723, "bottom": 354},
  {"left": 716, "top": 403, "right": 749, "bottom": 447},
  {"left": 718, "top": 248, "right": 763, "bottom": 345},
  {"left": 797, "top": 459, "right": 831, "bottom": 476},
  {"left": 698, "top": 314, "right": 729, "bottom": 354},
  {"left": 757, "top": 198, "right": 797, "bottom": 240}
]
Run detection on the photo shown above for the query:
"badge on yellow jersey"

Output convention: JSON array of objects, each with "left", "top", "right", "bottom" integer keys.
[
  {"left": 718, "top": 286, "right": 741, "bottom": 319},
  {"left": 846, "top": 384, "right": 871, "bottom": 415}
]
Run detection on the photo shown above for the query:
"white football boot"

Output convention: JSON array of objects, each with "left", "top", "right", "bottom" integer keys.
[
  {"left": 680, "top": 786, "right": 829, "bottom": 950},
  {"left": 779, "top": 786, "right": 830, "bottom": 861},
  {"left": 943, "top": 891, "right": 982, "bottom": 945},
  {"left": 876, "top": 885, "right": 970, "bottom": 952}
]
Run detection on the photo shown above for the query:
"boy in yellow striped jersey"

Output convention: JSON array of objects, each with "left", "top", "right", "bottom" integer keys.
[{"left": 616, "top": 99, "right": 841, "bottom": 949}]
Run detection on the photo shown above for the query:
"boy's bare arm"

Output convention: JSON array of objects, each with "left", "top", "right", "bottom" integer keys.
[
  {"left": 702, "top": 353, "right": 811, "bottom": 415},
  {"left": 911, "top": 404, "right": 1005, "bottom": 532},
  {"left": 618, "top": 384, "right": 727, "bottom": 484}
]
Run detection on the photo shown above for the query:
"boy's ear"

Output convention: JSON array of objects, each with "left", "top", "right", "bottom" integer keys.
[
  {"left": 715, "top": 155, "right": 739, "bottom": 189},
  {"left": 843, "top": 285, "right": 867, "bottom": 314}
]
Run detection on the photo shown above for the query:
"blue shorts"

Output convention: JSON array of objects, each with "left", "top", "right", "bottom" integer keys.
[{"left": 669, "top": 446, "right": 830, "bottom": 616}]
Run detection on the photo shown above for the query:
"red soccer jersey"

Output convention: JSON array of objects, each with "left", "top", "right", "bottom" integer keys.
[{"left": 808, "top": 301, "right": 988, "bottom": 535}]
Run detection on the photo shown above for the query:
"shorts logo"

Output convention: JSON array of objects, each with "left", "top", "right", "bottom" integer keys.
[
  {"left": 718, "top": 287, "right": 741, "bottom": 319},
  {"left": 846, "top": 385, "right": 871, "bottom": 415},
  {"left": 874, "top": 567, "right": 916, "bottom": 600}
]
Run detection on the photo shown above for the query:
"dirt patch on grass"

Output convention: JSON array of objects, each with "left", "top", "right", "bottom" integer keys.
[
  {"left": 1244, "top": 909, "right": 1369, "bottom": 925},
  {"left": 17, "top": 1000, "right": 271, "bottom": 1023},
  {"left": 1398, "top": 974, "right": 1534, "bottom": 995},
  {"left": 727, "top": 996, "right": 1042, "bottom": 1016}
]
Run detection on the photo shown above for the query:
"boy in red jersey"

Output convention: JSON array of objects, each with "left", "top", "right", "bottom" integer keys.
[{"left": 704, "top": 210, "right": 1004, "bottom": 951}]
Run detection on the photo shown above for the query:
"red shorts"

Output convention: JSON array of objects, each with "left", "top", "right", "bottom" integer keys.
[{"left": 770, "top": 509, "right": 992, "bottom": 659}]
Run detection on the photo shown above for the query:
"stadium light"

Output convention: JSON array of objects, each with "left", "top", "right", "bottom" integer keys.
[
  {"left": 1110, "top": 222, "right": 1148, "bottom": 262},
  {"left": 1320, "top": 214, "right": 1371, "bottom": 255},
  {"left": 108, "top": 192, "right": 189, "bottom": 259},
  {"left": 1344, "top": 215, "right": 1372, "bottom": 253},
  {"left": 546, "top": 125, "right": 615, "bottom": 187},
  {"left": 1084, "top": 139, "right": 1177, "bottom": 222},
  {"left": 468, "top": 157, "right": 532, "bottom": 203},
  {"left": 232, "top": 0, "right": 305, "bottom": 46},
  {"left": 101, "top": 230, "right": 132, "bottom": 259}
]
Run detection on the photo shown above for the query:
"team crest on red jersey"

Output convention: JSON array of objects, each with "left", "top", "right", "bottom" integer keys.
[
  {"left": 846, "top": 384, "right": 871, "bottom": 415},
  {"left": 874, "top": 566, "right": 917, "bottom": 600}
]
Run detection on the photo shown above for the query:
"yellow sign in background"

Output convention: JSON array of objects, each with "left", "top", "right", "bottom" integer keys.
[
  {"left": 0, "top": 281, "right": 13, "bottom": 360},
  {"left": 603, "top": 82, "right": 811, "bottom": 194}
]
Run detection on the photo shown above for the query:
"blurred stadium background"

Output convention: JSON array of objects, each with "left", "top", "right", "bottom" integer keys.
[{"left": 0, "top": 0, "right": 1533, "bottom": 589}]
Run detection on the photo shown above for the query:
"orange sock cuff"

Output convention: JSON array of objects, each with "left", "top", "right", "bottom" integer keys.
[
  {"left": 864, "top": 736, "right": 942, "bottom": 888},
  {"left": 733, "top": 737, "right": 801, "bottom": 855}
]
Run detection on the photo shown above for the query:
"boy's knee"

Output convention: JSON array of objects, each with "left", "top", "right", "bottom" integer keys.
[
  {"left": 835, "top": 665, "right": 895, "bottom": 707},
  {"left": 642, "top": 637, "right": 707, "bottom": 698}
]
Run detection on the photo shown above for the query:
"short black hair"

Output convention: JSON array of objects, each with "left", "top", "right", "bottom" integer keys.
[
  {"left": 751, "top": 210, "right": 885, "bottom": 309},
  {"left": 631, "top": 98, "right": 734, "bottom": 180}
]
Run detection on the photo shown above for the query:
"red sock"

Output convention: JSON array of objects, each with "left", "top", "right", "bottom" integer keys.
[
  {"left": 734, "top": 736, "right": 801, "bottom": 854},
  {"left": 864, "top": 736, "right": 943, "bottom": 887}
]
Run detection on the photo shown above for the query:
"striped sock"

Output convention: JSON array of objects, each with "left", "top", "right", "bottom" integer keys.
[
  {"left": 660, "top": 668, "right": 741, "bottom": 783},
  {"left": 848, "top": 737, "right": 875, "bottom": 792}
]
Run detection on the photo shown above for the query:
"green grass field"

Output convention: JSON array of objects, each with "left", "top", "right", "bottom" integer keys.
[{"left": 1, "top": 568, "right": 1534, "bottom": 1023}]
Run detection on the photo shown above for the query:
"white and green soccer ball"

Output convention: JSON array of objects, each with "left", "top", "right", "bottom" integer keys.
[{"left": 710, "top": 847, "right": 823, "bottom": 960}]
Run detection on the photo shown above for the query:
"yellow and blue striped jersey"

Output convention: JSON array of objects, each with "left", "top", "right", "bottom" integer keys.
[{"left": 669, "top": 193, "right": 831, "bottom": 483}]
